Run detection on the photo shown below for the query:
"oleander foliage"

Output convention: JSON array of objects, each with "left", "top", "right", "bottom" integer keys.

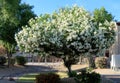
[{"left": 15, "top": 5, "right": 116, "bottom": 74}]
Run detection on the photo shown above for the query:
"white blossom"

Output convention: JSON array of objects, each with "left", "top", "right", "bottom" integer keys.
[{"left": 15, "top": 5, "right": 116, "bottom": 56}]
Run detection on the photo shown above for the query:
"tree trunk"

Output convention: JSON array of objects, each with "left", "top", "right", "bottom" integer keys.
[
  {"left": 67, "top": 66, "right": 72, "bottom": 75},
  {"left": 6, "top": 50, "right": 12, "bottom": 68},
  {"left": 88, "top": 56, "right": 95, "bottom": 68},
  {"left": 7, "top": 55, "right": 10, "bottom": 68},
  {"left": 65, "top": 63, "right": 72, "bottom": 77},
  {"left": 7, "top": 51, "right": 10, "bottom": 68},
  {"left": 62, "top": 58, "right": 72, "bottom": 77}
]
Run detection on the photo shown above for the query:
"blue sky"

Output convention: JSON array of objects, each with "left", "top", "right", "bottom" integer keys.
[{"left": 22, "top": 0, "right": 120, "bottom": 21}]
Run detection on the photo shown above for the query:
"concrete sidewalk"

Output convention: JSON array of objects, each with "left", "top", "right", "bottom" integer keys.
[
  {"left": 0, "top": 80, "right": 15, "bottom": 83},
  {"left": 94, "top": 69, "right": 120, "bottom": 83}
]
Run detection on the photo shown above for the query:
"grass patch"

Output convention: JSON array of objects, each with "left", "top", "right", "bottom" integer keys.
[
  {"left": 17, "top": 72, "right": 68, "bottom": 83},
  {"left": 17, "top": 73, "right": 37, "bottom": 83},
  {"left": 56, "top": 72, "right": 68, "bottom": 78}
]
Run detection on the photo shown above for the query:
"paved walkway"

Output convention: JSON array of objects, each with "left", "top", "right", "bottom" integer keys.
[{"left": 94, "top": 69, "right": 120, "bottom": 83}]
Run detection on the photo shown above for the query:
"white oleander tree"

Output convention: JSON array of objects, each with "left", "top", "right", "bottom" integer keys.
[{"left": 15, "top": 5, "right": 116, "bottom": 75}]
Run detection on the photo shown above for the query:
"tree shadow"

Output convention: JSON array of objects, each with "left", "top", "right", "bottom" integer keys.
[
  {"left": 0, "top": 64, "right": 59, "bottom": 81},
  {"left": 0, "top": 64, "right": 61, "bottom": 83},
  {"left": 25, "top": 64, "right": 59, "bottom": 72}
]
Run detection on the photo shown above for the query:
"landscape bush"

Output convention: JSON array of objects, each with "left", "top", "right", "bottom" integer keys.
[
  {"left": 67, "top": 71, "right": 77, "bottom": 77},
  {"left": 0, "top": 56, "right": 6, "bottom": 65},
  {"left": 10, "top": 57, "right": 15, "bottom": 66},
  {"left": 15, "top": 56, "right": 26, "bottom": 65},
  {"left": 95, "top": 57, "right": 107, "bottom": 68},
  {"left": 75, "top": 70, "right": 101, "bottom": 83},
  {"left": 35, "top": 73, "right": 60, "bottom": 83}
]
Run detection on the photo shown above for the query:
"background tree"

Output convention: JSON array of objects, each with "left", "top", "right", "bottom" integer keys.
[
  {"left": 18, "top": 3, "right": 36, "bottom": 30},
  {"left": 0, "top": 0, "right": 36, "bottom": 67},
  {"left": 88, "top": 7, "right": 115, "bottom": 68},
  {"left": 93, "top": 7, "right": 114, "bottom": 24},
  {"left": 15, "top": 6, "right": 116, "bottom": 75},
  {"left": 0, "top": 0, "right": 20, "bottom": 67}
]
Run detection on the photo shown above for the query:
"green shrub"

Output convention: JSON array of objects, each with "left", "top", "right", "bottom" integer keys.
[
  {"left": 16, "top": 56, "right": 26, "bottom": 65},
  {"left": 67, "top": 71, "right": 77, "bottom": 77},
  {"left": 0, "top": 56, "right": 6, "bottom": 65},
  {"left": 95, "top": 57, "right": 107, "bottom": 68},
  {"left": 61, "top": 78, "right": 76, "bottom": 83},
  {"left": 35, "top": 73, "right": 60, "bottom": 83},
  {"left": 10, "top": 57, "right": 15, "bottom": 66},
  {"left": 86, "top": 67, "right": 94, "bottom": 72},
  {"left": 75, "top": 70, "right": 101, "bottom": 83}
]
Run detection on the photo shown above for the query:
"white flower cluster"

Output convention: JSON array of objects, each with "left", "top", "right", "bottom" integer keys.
[{"left": 15, "top": 6, "right": 116, "bottom": 56}]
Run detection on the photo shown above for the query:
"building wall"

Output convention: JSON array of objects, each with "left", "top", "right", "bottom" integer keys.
[
  {"left": 117, "top": 25, "right": 120, "bottom": 54},
  {"left": 110, "top": 23, "right": 120, "bottom": 55}
]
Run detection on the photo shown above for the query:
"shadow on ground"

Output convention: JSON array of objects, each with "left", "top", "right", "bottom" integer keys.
[{"left": 0, "top": 64, "right": 59, "bottom": 83}]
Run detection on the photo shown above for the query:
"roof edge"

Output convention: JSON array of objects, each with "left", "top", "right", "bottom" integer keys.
[{"left": 116, "top": 22, "right": 120, "bottom": 26}]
